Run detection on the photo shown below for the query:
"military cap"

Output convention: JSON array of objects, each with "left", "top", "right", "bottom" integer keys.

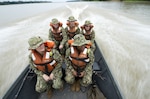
[
  {"left": 28, "top": 36, "right": 43, "bottom": 49},
  {"left": 67, "top": 16, "right": 77, "bottom": 22},
  {"left": 51, "top": 18, "right": 59, "bottom": 24},
  {"left": 72, "top": 34, "right": 90, "bottom": 46},
  {"left": 84, "top": 20, "right": 92, "bottom": 25}
]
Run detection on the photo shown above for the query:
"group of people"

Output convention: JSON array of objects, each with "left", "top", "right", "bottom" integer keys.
[{"left": 28, "top": 16, "right": 96, "bottom": 97}]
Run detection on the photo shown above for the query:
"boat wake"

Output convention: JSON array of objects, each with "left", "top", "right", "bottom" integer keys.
[{"left": 0, "top": 2, "right": 150, "bottom": 99}]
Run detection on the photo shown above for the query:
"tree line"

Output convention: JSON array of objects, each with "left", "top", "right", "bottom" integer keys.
[
  {"left": 0, "top": 0, "right": 149, "bottom": 5},
  {"left": 0, "top": 1, "right": 51, "bottom": 5}
]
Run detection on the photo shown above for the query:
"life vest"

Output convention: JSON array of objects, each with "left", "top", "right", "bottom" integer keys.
[
  {"left": 67, "top": 27, "right": 78, "bottom": 39},
  {"left": 68, "top": 40, "right": 91, "bottom": 69},
  {"left": 81, "top": 25, "right": 93, "bottom": 40},
  {"left": 31, "top": 41, "right": 57, "bottom": 74},
  {"left": 51, "top": 27, "right": 63, "bottom": 41},
  {"left": 69, "top": 46, "right": 90, "bottom": 69},
  {"left": 44, "top": 40, "right": 55, "bottom": 51},
  {"left": 83, "top": 29, "right": 92, "bottom": 40}
]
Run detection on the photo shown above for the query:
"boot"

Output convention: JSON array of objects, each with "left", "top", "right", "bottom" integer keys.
[
  {"left": 71, "top": 81, "right": 76, "bottom": 91},
  {"left": 47, "top": 86, "right": 53, "bottom": 99},
  {"left": 59, "top": 86, "right": 64, "bottom": 91},
  {"left": 75, "top": 80, "right": 80, "bottom": 92},
  {"left": 59, "top": 82, "right": 64, "bottom": 91}
]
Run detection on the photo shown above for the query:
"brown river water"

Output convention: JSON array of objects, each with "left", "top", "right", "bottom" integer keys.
[{"left": 0, "top": 1, "right": 150, "bottom": 99}]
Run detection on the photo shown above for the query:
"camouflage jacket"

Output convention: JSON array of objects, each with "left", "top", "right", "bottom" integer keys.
[
  {"left": 29, "top": 49, "right": 63, "bottom": 77},
  {"left": 48, "top": 27, "right": 67, "bottom": 46}
]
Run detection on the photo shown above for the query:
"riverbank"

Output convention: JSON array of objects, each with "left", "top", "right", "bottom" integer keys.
[
  {"left": 0, "top": 1, "right": 51, "bottom": 5},
  {"left": 0, "top": 0, "right": 149, "bottom": 5}
]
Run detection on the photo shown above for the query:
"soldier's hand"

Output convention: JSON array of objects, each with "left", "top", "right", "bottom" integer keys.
[
  {"left": 79, "top": 71, "right": 85, "bottom": 77},
  {"left": 54, "top": 45, "right": 56, "bottom": 48},
  {"left": 49, "top": 73, "right": 54, "bottom": 80},
  {"left": 72, "top": 70, "right": 78, "bottom": 77},
  {"left": 43, "top": 74, "right": 50, "bottom": 82},
  {"left": 59, "top": 45, "right": 63, "bottom": 49}
]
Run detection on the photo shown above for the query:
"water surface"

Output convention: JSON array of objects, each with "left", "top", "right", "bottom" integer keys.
[{"left": 0, "top": 2, "right": 150, "bottom": 99}]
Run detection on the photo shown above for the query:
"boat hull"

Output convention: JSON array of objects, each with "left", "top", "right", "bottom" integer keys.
[{"left": 3, "top": 42, "right": 122, "bottom": 99}]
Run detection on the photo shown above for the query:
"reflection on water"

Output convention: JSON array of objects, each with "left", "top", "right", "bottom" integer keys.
[{"left": 0, "top": 2, "right": 150, "bottom": 99}]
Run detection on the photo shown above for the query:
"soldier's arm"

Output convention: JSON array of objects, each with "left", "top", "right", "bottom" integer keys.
[
  {"left": 60, "top": 27, "right": 67, "bottom": 46},
  {"left": 65, "top": 48, "right": 74, "bottom": 71},
  {"left": 29, "top": 54, "right": 43, "bottom": 76},
  {"left": 65, "top": 27, "right": 68, "bottom": 33},
  {"left": 80, "top": 29, "right": 84, "bottom": 35},
  {"left": 84, "top": 49, "right": 94, "bottom": 75},
  {"left": 76, "top": 27, "right": 81, "bottom": 34},
  {"left": 51, "top": 49, "right": 63, "bottom": 76},
  {"left": 65, "top": 27, "right": 70, "bottom": 40},
  {"left": 48, "top": 28, "right": 53, "bottom": 40},
  {"left": 91, "top": 30, "right": 95, "bottom": 43}
]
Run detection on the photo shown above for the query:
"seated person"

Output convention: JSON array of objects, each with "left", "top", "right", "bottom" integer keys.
[
  {"left": 28, "top": 36, "right": 63, "bottom": 96},
  {"left": 65, "top": 34, "right": 94, "bottom": 92}
]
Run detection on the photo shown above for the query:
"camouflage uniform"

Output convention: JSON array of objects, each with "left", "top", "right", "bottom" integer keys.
[
  {"left": 49, "top": 18, "right": 67, "bottom": 56},
  {"left": 65, "top": 16, "right": 81, "bottom": 49},
  {"left": 65, "top": 34, "right": 94, "bottom": 87},
  {"left": 81, "top": 20, "right": 96, "bottom": 52},
  {"left": 28, "top": 36, "right": 63, "bottom": 93}
]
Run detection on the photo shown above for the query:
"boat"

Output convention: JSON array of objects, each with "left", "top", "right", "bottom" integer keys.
[{"left": 3, "top": 42, "right": 123, "bottom": 99}]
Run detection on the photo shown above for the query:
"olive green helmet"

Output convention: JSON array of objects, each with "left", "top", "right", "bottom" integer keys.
[
  {"left": 28, "top": 36, "right": 43, "bottom": 49},
  {"left": 51, "top": 18, "right": 59, "bottom": 24},
  {"left": 84, "top": 20, "right": 92, "bottom": 25},
  {"left": 67, "top": 16, "right": 77, "bottom": 22},
  {"left": 72, "top": 34, "right": 90, "bottom": 46}
]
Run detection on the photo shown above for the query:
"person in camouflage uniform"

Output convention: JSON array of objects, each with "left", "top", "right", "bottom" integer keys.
[
  {"left": 28, "top": 36, "right": 63, "bottom": 94},
  {"left": 65, "top": 34, "right": 94, "bottom": 92},
  {"left": 81, "top": 20, "right": 96, "bottom": 52},
  {"left": 49, "top": 18, "right": 67, "bottom": 56},
  {"left": 65, "top": 16, "right": 81, "bottom": 49}
]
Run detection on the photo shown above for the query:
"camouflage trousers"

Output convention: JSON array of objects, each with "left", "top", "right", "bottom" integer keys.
[
  {"left": 35, "top": 75, "right": 63, "bottom": 93},
  {"left": 65, "top": 69, "right": 92, "bottom": 87},
  {"left": 54, "top": 40, "right": 66, "bottom": 56}
]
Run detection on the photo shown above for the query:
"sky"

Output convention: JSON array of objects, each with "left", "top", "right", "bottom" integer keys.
[{"left": 0, "top": 0, "right": 70, "bottom": 2}]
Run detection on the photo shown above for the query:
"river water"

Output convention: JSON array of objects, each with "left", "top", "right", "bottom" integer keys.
[{"left": 0, "top": 1, "right": 150, "bottom": 99}]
